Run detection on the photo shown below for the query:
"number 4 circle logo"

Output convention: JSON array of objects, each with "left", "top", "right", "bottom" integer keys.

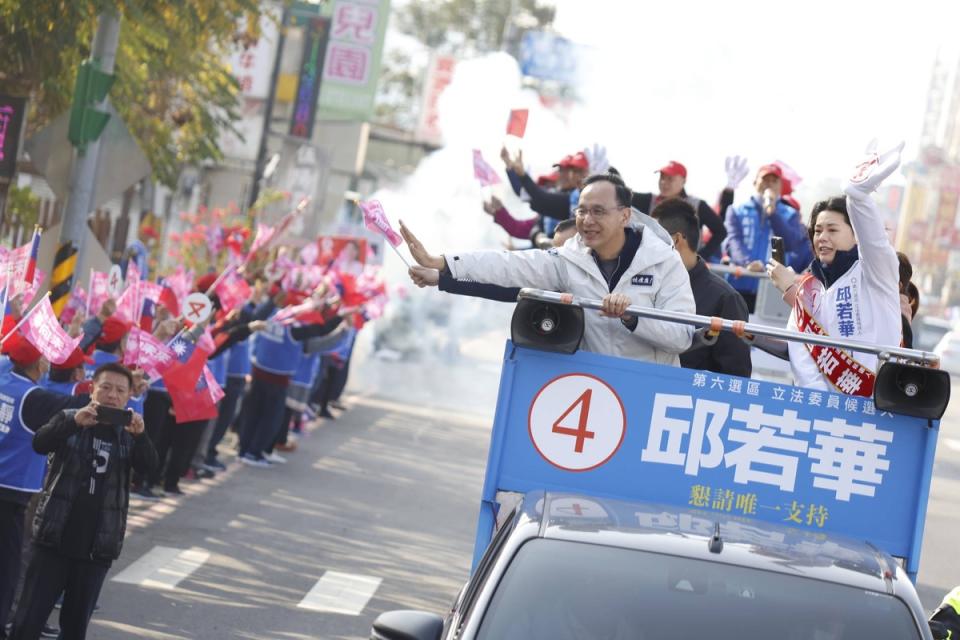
[{"left": 528, "top": 373, "right": 626, "bottom": 472}]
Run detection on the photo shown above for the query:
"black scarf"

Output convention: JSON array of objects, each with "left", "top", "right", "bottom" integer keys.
[{"left": 810, "top": 245, "right": 859, "bottom": 289}]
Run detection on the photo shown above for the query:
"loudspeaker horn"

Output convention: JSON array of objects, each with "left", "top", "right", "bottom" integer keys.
[
  {"left": 511, "top": 299, "right": 585, "bottom": 355},
  {"left": 873, "top": 361, "right": 951, "bottom": 420}
]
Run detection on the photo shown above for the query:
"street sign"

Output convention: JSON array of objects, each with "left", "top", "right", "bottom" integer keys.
[{"left": 24, "top": 102, "right": 151, "bottom": 210}]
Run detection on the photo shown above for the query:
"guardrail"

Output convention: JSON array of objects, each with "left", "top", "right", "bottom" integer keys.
[{"left": 517, "top": 288, "right": 939, "bottom": 368}]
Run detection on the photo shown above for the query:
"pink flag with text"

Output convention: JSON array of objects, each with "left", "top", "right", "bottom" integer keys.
[
  {"left": 123, "top": 326, "right": 177, "bottom": 379},
  {"left": 358, "top": 200, "right": 402, "bottom": 247},
  {"left": 21, "top": 296, "right": 82, "bottom": 364}
]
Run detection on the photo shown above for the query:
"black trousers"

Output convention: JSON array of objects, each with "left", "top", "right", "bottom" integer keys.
[
  {"left": 152, "top": 418, "right": 207, "bottom": 491},
  {"left": 8, "top": 546, "right": 109, "bottom": 640},
  {"left": 0, "top": 500, "right": 26, "bottom": 638},
  {"left": 205, "top": 376, "right": 246, "bottom": 463}
]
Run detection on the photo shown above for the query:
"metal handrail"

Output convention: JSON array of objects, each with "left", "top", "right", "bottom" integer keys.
[
  {"left": 705, "top": 262, "right": 770, "bottom": 279},
  {"left": 517, "top": 288, "right": 940, "bottom": 368}
]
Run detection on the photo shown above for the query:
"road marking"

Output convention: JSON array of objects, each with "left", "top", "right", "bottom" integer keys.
[
  {"left": 297, "top": 571, "right": 382, "bottom": 615},
  {"left": 111, "top": 546, "right": 210, "bottom": 590},
  {"left": 944, "top": 438, "right": 960, "bottom": 453}
]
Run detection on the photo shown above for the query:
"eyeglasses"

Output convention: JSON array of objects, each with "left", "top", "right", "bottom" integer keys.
[{"left": 574, "top": 205, "right": 625, "bottom": 219}]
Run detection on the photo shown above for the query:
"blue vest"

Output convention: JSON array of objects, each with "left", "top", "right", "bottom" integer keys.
[
  {"left": 291, "top": 352, "right": 320, "bottom": 388},
  {"left": 252, "top": 316, "right": 302, "bottom": 376},
  {"left": 0, "top": 355, "right": 11, "bottom": 376},
  {"left": 43, "top": 379, "right": 80, "bottom": 396},
  {"left": 226, "top": 340, "right": 252, "bottom": 378},
  {"left": 208, "top": 351, "right": 228, "bottom": 386},
  {"left": 0, "top": 371, "right": 47, "bottom": 493}
]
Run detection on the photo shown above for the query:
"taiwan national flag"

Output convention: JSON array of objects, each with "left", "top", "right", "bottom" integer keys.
[{"left": 162, "top": 336, "right": 219, "bottom": 423}]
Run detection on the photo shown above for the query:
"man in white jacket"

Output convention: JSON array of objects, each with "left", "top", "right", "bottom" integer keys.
[{"left": 402, "top": 172, "right": 695, "bottom": 365}]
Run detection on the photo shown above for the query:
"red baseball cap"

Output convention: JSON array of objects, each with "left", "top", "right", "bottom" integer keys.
[
  {"left": 757, "top": 163, "right": 783, "bottom": 180},
  {"left": 51, "top": 346, "right": 93, "bottom": 370},
  {"left": 537, "top": 171, "right": 559, "bottom": 186},
  {"left": 195, "top": 273, "right": 218, "bottom": 294},
  {"left": 657, "top": 161, "right": 687, "bottom": 178},
  {"left": 2, "top": 332, "right": 43, "bottom": 367},
  {"left": 554, "top": 151, "right": 589, "bottom": 170},
  {"left": 98, "top": 316, "right": 132, "bottom": 346}
]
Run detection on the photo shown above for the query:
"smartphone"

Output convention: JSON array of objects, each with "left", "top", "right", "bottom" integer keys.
[
  {"left": 771, "top": 236, "right": 785, "bottom": 265},
  {"left": 96, "top": 405, "right": 133, "bottom": 427}
]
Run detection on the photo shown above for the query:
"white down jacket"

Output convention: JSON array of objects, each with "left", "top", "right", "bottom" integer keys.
[{"left": 447, "top": 215, "right": 695, "bottom": 365}]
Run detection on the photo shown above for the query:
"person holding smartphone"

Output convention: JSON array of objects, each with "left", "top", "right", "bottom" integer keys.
[{"left": 8, "top": 363, "right": 157, "bottom": 640}]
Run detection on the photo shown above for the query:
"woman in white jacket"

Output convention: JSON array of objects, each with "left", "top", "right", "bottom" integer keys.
[{"left": 768, "top": 142, "right": 903, "bottom": 396}]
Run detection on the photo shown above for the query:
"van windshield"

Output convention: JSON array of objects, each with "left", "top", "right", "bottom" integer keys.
[{"left": 476, "top": 539, "right": 921, "bottom": 640}]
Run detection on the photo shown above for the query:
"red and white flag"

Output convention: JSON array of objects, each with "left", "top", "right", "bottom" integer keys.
[
  {"left": 21, "top": 296, "right": 82, "bottom": 365},
  {"left": 506, "top": 108, "right": 529, "bottom": 138},
  {"left": 214, "top": 269, "right": 252, "bottom": 312},
  {"left": 473, "top": 149, "right": 502, "bottom": 186},
  {"left": 358, "top": 200, "right": 402, "bottom": 247}
]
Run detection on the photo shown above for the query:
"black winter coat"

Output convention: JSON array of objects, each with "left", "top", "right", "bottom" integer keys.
[{"left": 32, "top": 411, "right": 157, "bottom": 561}]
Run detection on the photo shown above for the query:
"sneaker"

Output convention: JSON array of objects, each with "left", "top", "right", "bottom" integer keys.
[
  {"left": 275, "top": 441, "right": 297, "bottom": 452},
  {"left": 318, "top": 407, "right": 335, "bottom": 419},
  {"left": 239, "top": 454, "right": 271, "bottom": 468},
  {"left": 263, "top": 451, "right": 287, "bottom": 464},
  {"left": 134, "top": 486, "right": 162, "bottom": 501},
  {"left": 194, "top": 467, "right": 216, "bottom": 480},
  {"left": 203, "top": 459, "right": 227, "bottom": 472},
  {"left": 163, "top": 486, "right": 185, "bottom": 496},
  {"left": 40, "top": 623, "right": 60, "bottom": 638}
]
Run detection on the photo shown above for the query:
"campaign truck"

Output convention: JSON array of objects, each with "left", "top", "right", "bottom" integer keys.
[{"left": 371, "top": 289, "right": 951, "bottom": 640}]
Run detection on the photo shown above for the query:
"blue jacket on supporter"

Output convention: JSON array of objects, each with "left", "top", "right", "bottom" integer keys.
[{"left": 722, "top": 196, "right": 813, "bottom": 294}]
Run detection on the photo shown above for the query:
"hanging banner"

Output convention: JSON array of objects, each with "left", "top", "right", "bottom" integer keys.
[
  {"left": 0, "top": 95, "right": 27, "bottom": 180},
  {"left": 317, "top": 0, "right": 391, "bottom": 121},
  {"left": 290, "top": 16, "right": 332, "bottom": 139}
]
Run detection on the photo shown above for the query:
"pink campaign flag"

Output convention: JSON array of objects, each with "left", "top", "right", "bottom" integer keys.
[
  {"left": 163, "top": 268, "right": 193, "bottom": 303},
  {"left": 114, "top": 263, "right": 141, "bottom": 323},
  {"left": 139, "top": 281, "right": 164, "bottom": 306},
  {"left": 21, "top": 296, "right": 82, "bottom": 365},
  {"left": 473, "top": 149, "right": 502, "bottom": 186},
  {"left": 21, "top": 268, "right": 44, "bottom": 307},
  {"left": 214, "top": 269, "right": 251, "bottom": 312},
  {"left": 249, "top": 223, "right": 275, "bottom": 256},
  {"left": 202, "top": 365, "right": 225, "bottom": 403},
  {"left": 87, "top": 271, "right": 111, "bottom": 316},
  {"left": 60, "top": 285, "right": 87, "bottom": 326},
  {"left": 0, "top": 233, "right": 39, "bottom": 298},
  {"left": 358, "top": 200, "right": 402, "bottom": 247},
  {"left": 123, "top": 326, "right": 177, "bottom": 379},
  {"left": 197, "top": 327, "right": 216, "bottom": 355}
]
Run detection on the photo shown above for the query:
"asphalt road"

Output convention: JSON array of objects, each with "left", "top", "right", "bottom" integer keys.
[{"left": 37, "top": 337, "right": 960, "bottom": 638}]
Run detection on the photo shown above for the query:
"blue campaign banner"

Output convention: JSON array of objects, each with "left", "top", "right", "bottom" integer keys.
[
  {"left": 519, "top": 31, "right": 580, "bottom": 84},
  {"left": 474, "top": 342, "right": 940, "bottom": 578}
]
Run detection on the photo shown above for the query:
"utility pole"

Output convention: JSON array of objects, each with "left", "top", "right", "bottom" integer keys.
[
  {"left": 248, "top": 5, "right": 289, "bottom": 214},
  {"left": 51, "top": 9, "right": 120, "bottom": 316}
]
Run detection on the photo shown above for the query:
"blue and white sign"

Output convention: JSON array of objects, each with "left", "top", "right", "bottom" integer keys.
[
  {"left": 475, "top": 342, "right": 940, "bottom": 578},
  {"left": 519, "top": 31, "right": 580, "bottom": 84}
]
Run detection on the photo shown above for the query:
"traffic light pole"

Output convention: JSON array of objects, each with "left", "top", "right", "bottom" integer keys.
[{"left": 52, "top": 9, "right": 121, "bottom": 315}]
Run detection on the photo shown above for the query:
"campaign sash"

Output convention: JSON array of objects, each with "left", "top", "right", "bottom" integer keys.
[{"left": 794, "top": 274, "right": 875, "bottom": 397}]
